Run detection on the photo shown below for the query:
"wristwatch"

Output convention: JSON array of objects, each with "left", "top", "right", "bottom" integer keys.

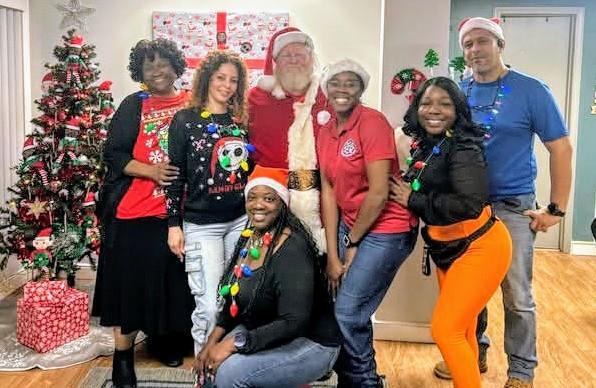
[
  {"left": 547, "top": 202, "right": 566, "bottom": 217},
  {"left": 342, "top": 234, "right": 360, "bottom": 248},
  {"left": 234, "top": 331, "right": 247, "bottom": 352}
]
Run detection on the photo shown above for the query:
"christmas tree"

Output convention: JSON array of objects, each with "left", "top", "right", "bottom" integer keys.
[
  {"left": 449, "top": 56, "right": 466, "bottom": 80},
  {"left": 424, "top": 49, "right": 440, "bottom": 77},
  {"left": 0, "top": 29, "right": 113, "bottom": 280}
]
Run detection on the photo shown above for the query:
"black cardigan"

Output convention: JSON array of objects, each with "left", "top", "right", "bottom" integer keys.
[{"left": 96, "top": 92, "right": 142, "bottom": 246}]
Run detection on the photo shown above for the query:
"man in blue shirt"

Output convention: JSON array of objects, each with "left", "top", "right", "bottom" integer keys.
[{"left": 433, "top": 17, "right": 573, "bottom": 388}]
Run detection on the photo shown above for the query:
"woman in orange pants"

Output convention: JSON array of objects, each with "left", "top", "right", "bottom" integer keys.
[{"left": 391, "top": 77, "right": 512, "bottom": 387}]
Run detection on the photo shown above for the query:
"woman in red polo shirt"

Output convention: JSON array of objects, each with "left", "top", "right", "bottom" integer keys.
[
  {"left": 92, "top": 39, "right": 194, "bottom": 387},
  {"left": 317, "top": 59, "right": 417, "bottom": 388}
]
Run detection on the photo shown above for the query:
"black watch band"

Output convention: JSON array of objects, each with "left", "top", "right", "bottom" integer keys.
[{"left": 547, "top": 202, "right": 565, "bottom": 217}]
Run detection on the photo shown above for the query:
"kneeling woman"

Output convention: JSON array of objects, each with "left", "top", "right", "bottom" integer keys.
[
  {"left": 194, "top": 165, "right": 341, "bottom": 387},
  {"left": 391, "top": 77, "right": 512, "bottom": 388}
]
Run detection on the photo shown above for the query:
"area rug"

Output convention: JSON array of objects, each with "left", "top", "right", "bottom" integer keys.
[{"left": 80, "top": 367, "right": 338, "bottom": 387}]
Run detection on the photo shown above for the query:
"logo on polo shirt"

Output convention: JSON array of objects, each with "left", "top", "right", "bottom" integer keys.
[{"left": 341, "top": 138, "right": 359, "bottom": 158}]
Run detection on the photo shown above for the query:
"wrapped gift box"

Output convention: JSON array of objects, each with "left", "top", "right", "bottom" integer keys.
[{"left": 16, "top": 280, "right": 89, "bottom": 353}]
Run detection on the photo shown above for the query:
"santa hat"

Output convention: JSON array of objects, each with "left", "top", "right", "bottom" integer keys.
[
  {"left": 320, "top": 58, "right": 370, "bottom": 98},
  {"left": 36, "top": 227, "right": 52, "bottom": 239},
  {"left": 458, "top": 17, "right": 504, "bottom": 49},
  {"left": 23, "top": 136, "right": 37, "bottom": 152},
  {"left": 82, "top": 191, "right": 96, "bottom": 207},
  {"left": 257, "top": 27, "right": 314, "bottom": 98},
  {"left": 98, "top": 80, "right": 112, "bottom": 93},
  {"left": 64, "top": 117, "right": 81, "bottom": 131},
  {"left": 67, "top": 35, "right": 84, "bottom": 48},
  {"left": 244, "top": 165, "right": 290, "bottom": 206}
]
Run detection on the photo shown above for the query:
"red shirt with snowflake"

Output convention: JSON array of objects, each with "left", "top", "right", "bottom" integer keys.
[
  {"left": 116, "top": 91, "right": 188, "bottom": 219},
  {"left": 316, "top": 104, "right": 414, "bottom": 233}
]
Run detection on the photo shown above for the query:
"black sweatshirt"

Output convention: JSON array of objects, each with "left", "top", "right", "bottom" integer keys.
[
  {"left": 217, "top": 233, "right": 342, "bottom": 353},
  {"left": 166, "top": 108, "right": 250, "bottom": 227},
  {"left": 406, "top": 135, "right": 489, "bottom": 226}
]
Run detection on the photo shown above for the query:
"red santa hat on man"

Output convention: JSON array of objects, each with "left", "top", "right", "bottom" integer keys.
[
  {"left": 257, "top": 27, "right": 315, "bottom": 99},
  {"left": 458, "top": 17, "right": 505, "bottom": 49},
  {"left": 244, "top": 165, "right": 290, "bottom": 206}
]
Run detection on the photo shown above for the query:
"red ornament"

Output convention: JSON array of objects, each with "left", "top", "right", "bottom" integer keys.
[
  {"left": 229, "top": 300, "right": 239, "bottom": 317},
  {"left": 262, "top": 232, "right": 272, "bottom": 246},
  {"left": 229, "top": 173, "right": 237, "bottom": 184},
  {"left": 233, "top": 265, "right": 243, "bottom": 278},
  {"left": 411, "top": 141, "right": 419, "bottom": 150},
  {"left": 414, "top": 161, "right": 426, "bottom": 169}
]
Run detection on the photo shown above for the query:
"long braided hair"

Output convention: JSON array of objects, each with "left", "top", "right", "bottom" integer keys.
[{"left": 218, "top": 201, "right": 329, "bottom": 316}]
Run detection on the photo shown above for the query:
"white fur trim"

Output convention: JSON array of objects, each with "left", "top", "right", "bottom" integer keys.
[
  {"left": 255, "top": 75, "right": 287, "bottom": 100},
  {"left": 321, "top": 58, "right": 370, "bottom": 97},
  {"left": 290, "top": 189, "right": 326, "bottom": 253},
  {"left": 272, "top": 31, "right": 311, "bottom": 58},
  {"left": 286, "top": 73, "right": 327, "bottom": 253},
  {"left": 459, "top": 17, "right": 504, "bottom": 49},
  {"left": 244, "top": 178, "right": 290, "bottom": 206}
]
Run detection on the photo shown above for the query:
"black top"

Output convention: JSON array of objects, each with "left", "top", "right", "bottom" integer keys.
[
  {"left": 166, "top": 108, "right": 250, "bottom": 227},
  {"left": 95, "top": 92, "right": 142, "bottom": 246},
  {"left": 217, "top": 233, "right": 342, "bottom": 353},
  {"left": 406, "top": 134, "right": 489, "bottom": 226}
]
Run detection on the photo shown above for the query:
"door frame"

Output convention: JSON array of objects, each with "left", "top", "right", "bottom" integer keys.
[{"left": 494, "top": 7, "right": 584, "bottom": 253}]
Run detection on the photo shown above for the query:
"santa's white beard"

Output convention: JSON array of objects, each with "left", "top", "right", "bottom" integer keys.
[{"left": 276, "top": 68, "right": 313, "bottom": 94}]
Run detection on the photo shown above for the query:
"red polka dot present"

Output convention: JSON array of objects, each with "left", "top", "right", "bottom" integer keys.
[{"left": 16, "top": 280, "right": 89, "bottom": 353}]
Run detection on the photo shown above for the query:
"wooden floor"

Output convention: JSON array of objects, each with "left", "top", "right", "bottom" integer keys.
[{"left": 0, "top": 250, "right": 594, "bottom": 388}]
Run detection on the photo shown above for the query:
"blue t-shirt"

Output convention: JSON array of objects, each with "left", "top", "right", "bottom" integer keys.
[{"left": 460, "top": 69, "right": 568, "bottom": 199}]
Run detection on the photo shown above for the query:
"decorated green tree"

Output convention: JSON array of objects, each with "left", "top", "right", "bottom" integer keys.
[
  {"left": 424, "top": 48, "right": 440, "bottom": 77},
  {"left": 449, "top": 56, "right": 466, "bottom": 80},
  {"left": 0, "top": 29, "right": 113, "bottom": 283}
]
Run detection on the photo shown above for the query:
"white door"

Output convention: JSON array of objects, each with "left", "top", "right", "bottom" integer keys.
[{"left": 498, "top": 14, "right": 575, "bottom": 249}]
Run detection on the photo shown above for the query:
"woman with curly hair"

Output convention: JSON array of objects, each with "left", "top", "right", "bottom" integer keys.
[
  {"left": 166, "top": 50, "right": 252, "bottom": 355},
  {"left": 391, "top": 77, "right": 512, "bottom": 388},
  {"left": 92, "top": 38, "right": 194, "bottom": 387}
]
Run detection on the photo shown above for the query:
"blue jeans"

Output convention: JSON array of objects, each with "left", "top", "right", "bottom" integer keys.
[
  {"left": 334, "top": 222, "right": 415, "bottom": 387},
  {"left": 184, "top": 215, "right": 247, "bottom": 354},
  {"left": 215, "top": 326, "right": 340, "bottom": 387},
  {"left": 477, "top": 194, "right": 538, "bottom": 380}
]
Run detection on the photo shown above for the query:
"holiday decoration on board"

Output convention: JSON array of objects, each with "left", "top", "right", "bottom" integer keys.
[
  {"left": 424, "top": 49, "right": 440, "bottom": 77},
  {"left": 390, "top": 68, "right": 427, "bottom": 103},
  {"left": 449, "top": 56, "right": 466, "bottom": 81},
  {"left": 0, "top": 29, "right": 113, "bottom": 280},
  {"left": 55, "top": 0, "right": 95, "bottom": 32},
  {"left": 152, "top": 11, "right": 289, "bottom": 88},
  {"left": 16, "top": 280, "right": 89, "bottom": 352}
]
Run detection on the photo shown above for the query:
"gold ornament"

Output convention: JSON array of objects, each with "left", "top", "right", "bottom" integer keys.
[{"left": 26, "top": 197, "right": 48, "bottom": 219}]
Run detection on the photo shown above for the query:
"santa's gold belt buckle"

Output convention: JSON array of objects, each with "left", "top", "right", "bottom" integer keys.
[{"left": 288, "top": 170, "right": 320, "bottom": 191}]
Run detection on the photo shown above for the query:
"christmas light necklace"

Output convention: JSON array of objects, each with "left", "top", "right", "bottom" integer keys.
[
  {"left": 465, "top": 74, "right": 509, "bottom": 139},
  {"left": 218, "top": 228, "right": 274, "bottom": 317},
  {"left": 199, "top": 109, "right": 255, "bottom": 174},
  {"left": 403, "top": 129, "right": 452, "bottom": 192}
]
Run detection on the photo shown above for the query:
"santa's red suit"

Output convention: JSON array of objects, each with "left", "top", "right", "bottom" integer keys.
[{"left": 248, "top": 27, "right": 331, "bottom": 253}]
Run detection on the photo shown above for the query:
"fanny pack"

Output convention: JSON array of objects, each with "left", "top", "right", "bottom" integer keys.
[{"left": 421, "top": 210, "right": 497, "bottom": 275}]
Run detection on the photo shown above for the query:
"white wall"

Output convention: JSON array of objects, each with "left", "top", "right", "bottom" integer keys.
[{"left": 28, "top": 0, "right": 383, "bottom": 108}]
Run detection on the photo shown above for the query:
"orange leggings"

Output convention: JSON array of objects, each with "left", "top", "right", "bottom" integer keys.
[{"left": 430, "top": 211, "right": 512, "bottom": 388}]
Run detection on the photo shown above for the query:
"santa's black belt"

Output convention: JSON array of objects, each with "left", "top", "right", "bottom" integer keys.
[{"left": 288, "top": 170, "right": 320, "bottom": 191}]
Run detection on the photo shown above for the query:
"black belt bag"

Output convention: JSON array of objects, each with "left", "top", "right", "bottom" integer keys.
[{"left": 421, "top": 212, "right": 497, "bottom": 274}]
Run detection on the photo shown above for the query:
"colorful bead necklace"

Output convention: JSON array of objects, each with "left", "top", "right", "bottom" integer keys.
[
  {"left": 218, "top": 228, "right": 273, "bottom": 317},
  {"left": 403, "top": 130, "right": 452, "bottom": 192},
  {"left": 465, "top": 75, "right": 509, "bottom": 139},
  {"left": 199, "top": 109, "right": 256, "bottom": 182}
]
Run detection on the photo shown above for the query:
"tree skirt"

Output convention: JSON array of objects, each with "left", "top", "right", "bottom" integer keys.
[
  {"left": 0, "top": 324, "right": 114, "bottom": 371},
  {"left": 80, "top": 367, "right": 339, "bottom": 388}
]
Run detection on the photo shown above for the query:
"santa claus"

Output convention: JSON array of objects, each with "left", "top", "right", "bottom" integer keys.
[{"left": 248, "top": 27, "right": 330, "bottom": 253}]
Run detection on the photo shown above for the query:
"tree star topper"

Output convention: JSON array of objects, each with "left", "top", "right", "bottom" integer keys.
[{"left": 56, "top": 0, "right": 95, "bottom": 32}]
